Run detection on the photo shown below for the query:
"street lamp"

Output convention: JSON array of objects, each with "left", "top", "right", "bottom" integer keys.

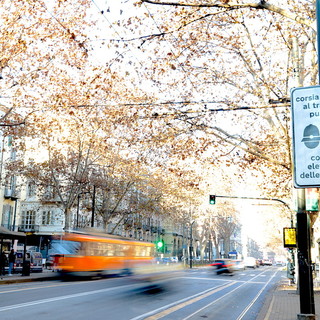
[
  {"left": 189, "top": 221, "right": 196, "bottom": 269},
  {"left": 91, "top": 185, "right": 96, "bottom": 228}
]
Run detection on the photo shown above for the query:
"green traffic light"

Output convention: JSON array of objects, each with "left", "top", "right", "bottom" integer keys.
[
  {"left": 157, "top": 241, "right": 163, "bottom": 248},
  {"left": 209, "top": 195, "right": 216, "bottom": 205}
]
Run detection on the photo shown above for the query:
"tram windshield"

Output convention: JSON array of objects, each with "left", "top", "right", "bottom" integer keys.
[{"left": 49, "top": 240, "right": 81, "bottom": 255}]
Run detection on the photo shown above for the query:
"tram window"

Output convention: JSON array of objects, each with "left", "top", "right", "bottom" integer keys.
[
  {"left": 50, "top": 240, "right": 81, "bottom": 255},
  {"left": 114, "top": 244, "right": 125, "bottom": 256},
  {"left": 133, "top": 245, "right": 147, "bottom": 257},
  {"left": 133, "top": 246, "right": 140, "bottom": 257},
  {"left": 121, "top": 245, "right": 130, "bottom": 255},
  {"left": 140, "top": 246, "right": 151, "bottom": 257},
  {"left": 105, "top": 243, "right": 115, "bottom": 256},
  {"left": 84, "top": 242, "right": 104, "bottom": 256},
  {"left": 96, "top": 242, "right": 105, "bottom": 256}
]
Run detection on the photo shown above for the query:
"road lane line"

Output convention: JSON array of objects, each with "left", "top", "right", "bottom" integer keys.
[
  {"left": 0, "top": 281, "right": 87, "bottom": 294},
  {"left": 0, "top": 283, "right": 137, "bottom": 312},
  {"left": 129, "top": 281, "right": 237, "bottom": 320},
  {"left": 183, "top": 271, "right": 278, "bottom": 320},
  {"left": 183, "top": 269, "right": 279, "bottom": 320},
  {"left": 236, "top": 269, "right": 278, "bottom": 320}
]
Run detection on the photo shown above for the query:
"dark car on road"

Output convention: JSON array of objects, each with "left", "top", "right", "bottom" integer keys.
[{"left": 210, "top": 259, "right": 234, "bottom": 275}]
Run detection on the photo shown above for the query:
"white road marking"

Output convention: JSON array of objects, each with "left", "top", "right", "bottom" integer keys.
[{"left": 0, "top": 283, "right": 137, "bottom": 312}]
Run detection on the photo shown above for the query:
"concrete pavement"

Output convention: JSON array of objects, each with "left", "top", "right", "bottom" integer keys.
[{"left": 256, "top": 278, "right": 320, "bottom": 320}]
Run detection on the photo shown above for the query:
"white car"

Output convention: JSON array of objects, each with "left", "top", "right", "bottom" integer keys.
[
  {"left": 233, "top": 260, "right": 246, "bottom": 271},
  {"left": 244, "top": 257, "right": 257, "bottom": 268},
  {"left": 263, "top": 259, "right": 273, "bottom": 266}
]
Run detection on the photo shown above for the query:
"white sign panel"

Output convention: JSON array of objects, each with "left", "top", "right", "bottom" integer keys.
[{"left": 291, "top": 85, "right": 320, "bottom": 187}]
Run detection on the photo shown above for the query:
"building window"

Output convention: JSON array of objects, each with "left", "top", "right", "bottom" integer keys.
[
  {"left": 7, "top": 136, "right": 12, "bottom": 147},
  {"left": 10, "top": 148, "right": 16, "bottom": 160},
  {"left": 1, "top": 204, "right": 12, "bottom": 228},
  {"left": 42, "top": 210, "right": 52, "bottom": 225},
  {"left": 27, "top": 181, "right": 36, "bottom": 198},
  {"left": 22, "top": 210, "right": 35, "bottom": 227},
  {"left": 43, "top": 186, "right": 55, "bottom": 200}
]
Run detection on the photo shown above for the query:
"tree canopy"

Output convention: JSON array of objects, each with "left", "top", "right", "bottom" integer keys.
[{"left": 0, "top": 0, "right": 314, "bottom": 246}]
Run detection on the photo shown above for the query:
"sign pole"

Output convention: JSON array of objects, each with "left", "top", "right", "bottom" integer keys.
[
  {"left": 290, "top": 10, "right": 320, "bottom": 316},
  {"left": 296, "top": 189, "right": 315, "bottom": 318}
]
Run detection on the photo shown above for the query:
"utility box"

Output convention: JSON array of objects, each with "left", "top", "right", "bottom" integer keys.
[{"left": 22, "top": 261, "right": 30, "bottom": 276}]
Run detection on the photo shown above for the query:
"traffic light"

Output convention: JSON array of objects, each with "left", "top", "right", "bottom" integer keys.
[
  {"left": 156, "top": 239, "right": 165, "bottom": 252},
  {"left": 209, "top": 195, "right": 216, "bottom": 205}
]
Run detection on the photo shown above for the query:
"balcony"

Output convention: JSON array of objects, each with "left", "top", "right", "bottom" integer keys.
[
  {"left": 4, "top": 188, "right": 20, "bottom": 200},
  {"left": 40, "top": 193, "right": 61, "bottom": 204},
  {"left": 143, "top": 224, "right": 150, "bottom": 231},
  {"left": 151, "top": 226, "right": 159, "bottom": 233},
  {"left": 134, "top": 222, "right": 142, "bottom": 230},
  {"left": 18, "top": 224, "right": 40, "bottom": 233}
]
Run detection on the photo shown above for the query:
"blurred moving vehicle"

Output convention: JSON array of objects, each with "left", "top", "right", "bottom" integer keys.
[
  {"left": 256, "top": 259, "right": 263, "bottom": 267},
  {"left": 244, "top": 257, "right": 257, "bottom": 269},
  {"left": 210, "top": 259, "right": 234, "bottom": 275},
  {"left": 233, "top": 260, "right": 246, "bottom": 271},
  {"left": 54, "top": 231, "right": 156, "bottom": 278}
]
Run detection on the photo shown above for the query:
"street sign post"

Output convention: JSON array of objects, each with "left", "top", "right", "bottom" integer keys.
[{"left": 291, "top": 85, "right": 320, "bottom": 188}]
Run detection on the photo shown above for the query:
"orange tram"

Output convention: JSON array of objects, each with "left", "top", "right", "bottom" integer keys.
[{"left": 53, "top": 232, "right": 155, "bottom": 278}]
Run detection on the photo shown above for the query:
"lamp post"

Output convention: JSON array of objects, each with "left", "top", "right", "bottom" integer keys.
[
  {"left": 12, "top": 196, "right": 18, "bottom": 231},
  {"left": 76, "top": 193, "right": 81, "bottom": 228},
  {"left": 91, "top": 185, "right": 96, "bottom": 228},
  {"left": 189, "top": 221, "right": 196, "bottom": 269}
]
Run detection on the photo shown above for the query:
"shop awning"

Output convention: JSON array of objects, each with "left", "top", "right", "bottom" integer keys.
[{"left": 0, "top": 226, "right": 26, "bottom": 240}]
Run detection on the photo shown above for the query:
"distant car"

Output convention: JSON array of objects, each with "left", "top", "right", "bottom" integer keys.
[
  {"left": 233, "top": 260, "right": 246, "bottom": 271},
  {"left": 263, "top": 259, "right": 273, "bottom": 266},
  {"left": 170, "top": 257, "right": 178, "bottom": 263},
  {"left": 244, "top": 257, "right": 257, "bottom": 269},
  {"left": 155, "top": 257, "right": 171, "bottom": 265},
  {"left": 210, "top": 259, "right": 234, "bottom": 275}
]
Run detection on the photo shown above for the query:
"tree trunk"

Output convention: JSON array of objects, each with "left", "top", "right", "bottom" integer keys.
[{"left": 64, "top": 207, "right": 72, "bottom": 231}]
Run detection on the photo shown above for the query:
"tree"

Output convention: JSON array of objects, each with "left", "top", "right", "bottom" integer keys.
[
  {"left": 1, "top": 0, "right": 310, "bottom": 247},
  {"left": 130, "top": 0, "right": 317, "bottom": 210}
]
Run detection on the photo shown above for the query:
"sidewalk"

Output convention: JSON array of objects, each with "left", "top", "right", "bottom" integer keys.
[
  {"left": 0, "top": 268, "right": 58, "bottom": 284},
  {"left": 256, "top": 279, "right": 320, "bottom": 320}
]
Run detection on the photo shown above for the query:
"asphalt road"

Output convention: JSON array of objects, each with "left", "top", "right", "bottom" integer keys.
[{"left": 0, "top": 265, "right": 285, "bottom": 320}]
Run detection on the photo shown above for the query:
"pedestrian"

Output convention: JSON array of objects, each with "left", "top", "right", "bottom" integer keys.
[
  {"left": 0, "top": 251, "right": 7, "bottom": 276},
  {"left": 8, "top": 249, "right": 15, "bottom": 276}
]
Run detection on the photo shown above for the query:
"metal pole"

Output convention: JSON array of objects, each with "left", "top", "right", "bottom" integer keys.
[
  {"left": 291, "top": 33, "right": 315, "bottom": 318},
  {"left": 189, "top": 221, "right": 195, "bottom": 269},
  {"left": 76, "top": 194, "right": 80, "bottom": 228},
  {"left": 91, "top": 186, "right": 96, "bottom": 228},
  {"left": 12, "top": 198, "right": 18, "bottom": 231},
  {"left": 297, "top": 189, "right": 315, "bottom": 316}
]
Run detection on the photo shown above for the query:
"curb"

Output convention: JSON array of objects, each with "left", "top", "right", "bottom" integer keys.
[{"left": 0, "top": 273, "right": 59, "bottom": 285}]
